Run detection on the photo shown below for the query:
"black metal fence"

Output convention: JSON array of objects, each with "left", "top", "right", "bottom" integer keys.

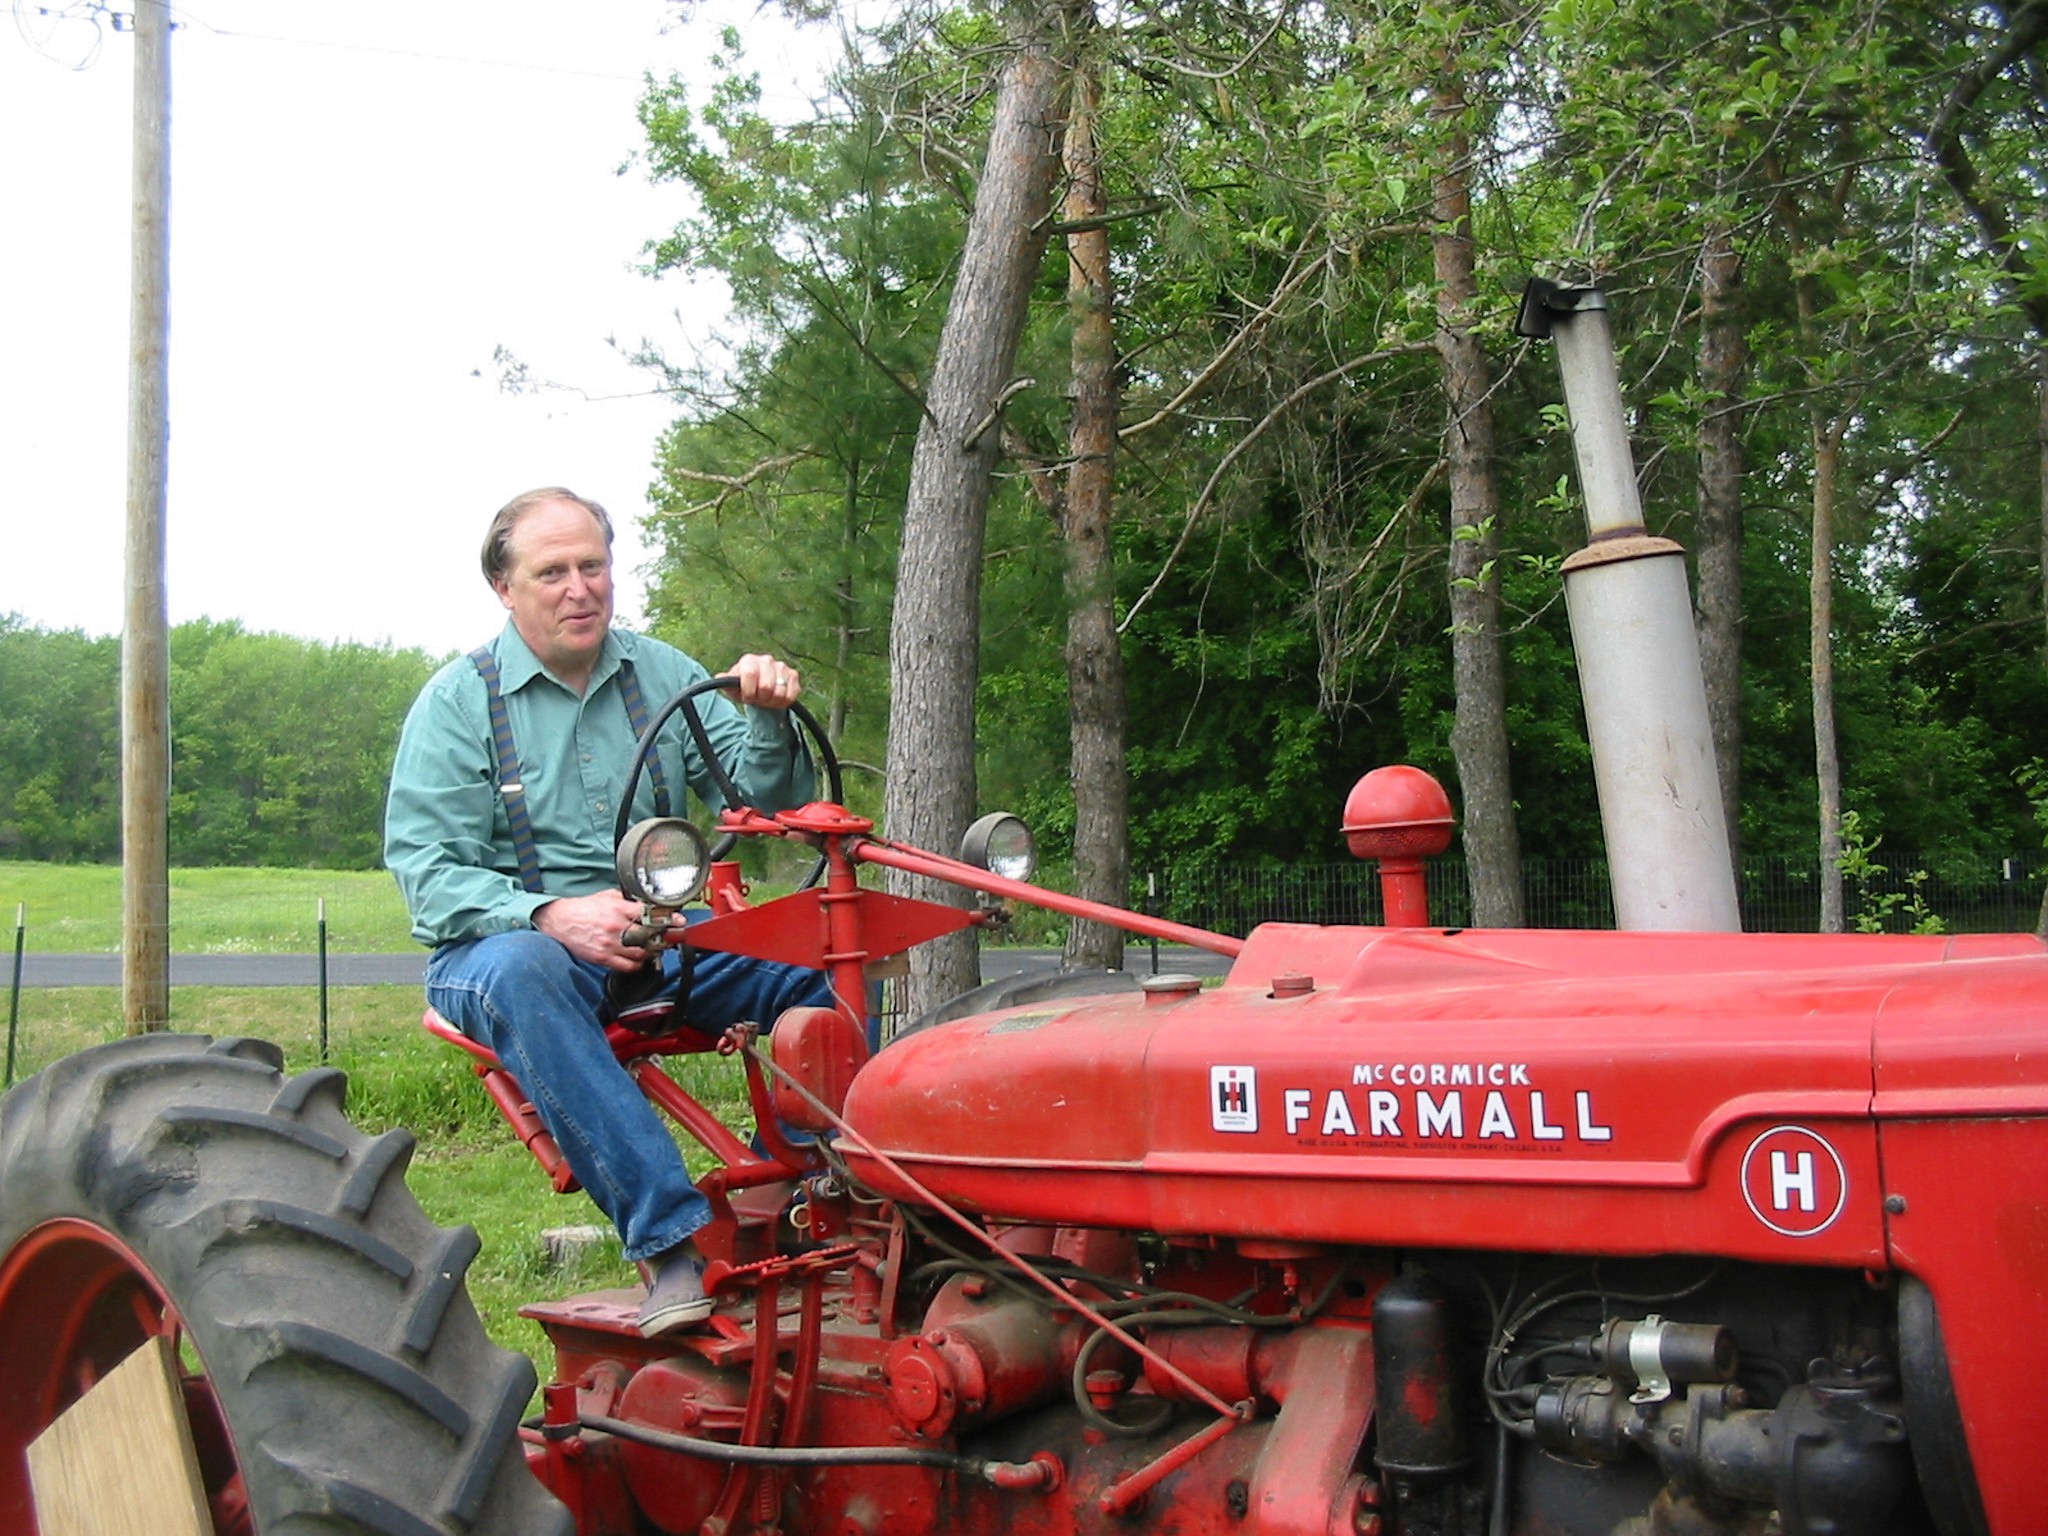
[{"left": 1148, "top": 854, "right": 2048, "bottom": 937}]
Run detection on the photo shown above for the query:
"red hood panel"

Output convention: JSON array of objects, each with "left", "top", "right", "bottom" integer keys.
[{"left": 840, "top": 926, "right": 2048, "bottom": 1262}]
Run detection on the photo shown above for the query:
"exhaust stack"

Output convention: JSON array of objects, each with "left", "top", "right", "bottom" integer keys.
[{"left": 1517, "top": 280, "right": 1740, "bottom": 932}]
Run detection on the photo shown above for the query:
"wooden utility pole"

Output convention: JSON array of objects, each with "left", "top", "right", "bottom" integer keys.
[{"left": 123, "top": 0, "right": 172, "bottom": 1032}]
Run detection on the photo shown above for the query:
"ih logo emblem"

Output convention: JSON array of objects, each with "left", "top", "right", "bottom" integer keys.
[
  {"left": 1210, "top": 1066, "right": 1258, "bottom": 1133},
  {"left": 1740, "top": 1125, "right": 1847, "bottom": 1237}
]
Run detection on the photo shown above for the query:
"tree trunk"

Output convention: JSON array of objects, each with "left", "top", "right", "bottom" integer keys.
[
  {"left": 1060, "top": 47, "right": 1130, "bottom": 973},
  {"left": 1432, "top": 80, "right": 1524, "bottom": 927},
  {"left": 2038, "top": 350, "right": 2047, "bottom": 940},
  {"left": 1693, "top": 224, "right": 1746, "bottom": 873},
  {"left": 1810, "top": 410, "right": 1846, "bottom": 933},
  {"left": 831, "top": 457, "right": 858, "bottom": 743},
  {"left": 885, "top": 24, "right": 1066, "bottom": 1017},
  {"left": 1779, "top": 209, "right": 1847, "bottom": 935}
]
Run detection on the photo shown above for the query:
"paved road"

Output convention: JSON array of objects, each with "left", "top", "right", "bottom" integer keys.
[
  {"left": 15, "top": 952, "right": 429, "bottom": 987},
  {"left": 13, "top": 945, "right": 1234, "bottom": 989}
]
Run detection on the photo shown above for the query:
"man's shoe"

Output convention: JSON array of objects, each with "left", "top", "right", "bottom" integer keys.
[{"left": 637, "top": 1245, "right": 714, "bottom": 1336}]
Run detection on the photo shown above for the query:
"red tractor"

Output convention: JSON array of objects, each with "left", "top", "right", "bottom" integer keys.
[
  {"left": 2, "top": 293, "right": 2040, "bottom": 1535},
  {"left": 0, "top": 697, "right": 2042, "bottom": 1536}
]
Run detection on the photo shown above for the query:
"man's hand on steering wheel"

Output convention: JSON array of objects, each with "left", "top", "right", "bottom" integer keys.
[{"left": 723, "top": 654, "right": 801, "bottom": 711}]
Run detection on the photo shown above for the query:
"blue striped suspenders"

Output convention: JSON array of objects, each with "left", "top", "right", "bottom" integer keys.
[
  {"left": 468, "top": 648, "right": 671, "bottom": 893},
  {"left": 614, "top": 664, "right": 672, "bottom": 821}
]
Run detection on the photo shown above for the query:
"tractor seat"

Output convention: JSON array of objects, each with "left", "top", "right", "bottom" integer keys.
[{"left": 420, "top": 1006, "right": 721, "bottom": 1072}]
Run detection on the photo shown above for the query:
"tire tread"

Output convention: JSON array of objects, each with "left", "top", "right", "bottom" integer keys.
[
  {"left": 156, "top": 1102, "right": 350, "bottom": 1160},
  {"left": 257, "top": 1319, "right": 473, "bottom": 1437},
  {"left": 176, "top": 1197, "right": 416, "bottom": 1279},
  {"left": 396, "top": 1224, "right": 483, "bottom": 1357},
  {"left": 338, "top": 1128, "right": 418, "bottom": 1217},
  {"left": 0, "top": 1034, "right": 568, "bottom": 1536}
]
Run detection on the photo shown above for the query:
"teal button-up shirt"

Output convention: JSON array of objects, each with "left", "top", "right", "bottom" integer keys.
[{"left": 384, "top": 623, "right": 814, "bottom": 946}]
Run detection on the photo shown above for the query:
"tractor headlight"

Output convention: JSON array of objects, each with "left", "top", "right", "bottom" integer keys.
[
  {"left": 615, "top": 817, "right": 711, "bottom": 908},
  {"left": 960, "top": 812, "right": 1035, "bottom": 883}
]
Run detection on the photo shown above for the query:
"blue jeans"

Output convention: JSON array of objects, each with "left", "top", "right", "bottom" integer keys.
[{"left": 425, "top": 933, "right": 832, "bottom": 1262}]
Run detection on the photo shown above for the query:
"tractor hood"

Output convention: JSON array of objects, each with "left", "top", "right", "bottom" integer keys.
[{"left": 839, "top": 924, "right": 2048, "bottom": 1267}]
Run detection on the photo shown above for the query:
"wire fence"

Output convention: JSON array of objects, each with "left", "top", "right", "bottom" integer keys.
[
  {"left": 9, "top": 852, "right": 2043, "bottom": 959},
  {"left": 7, "top": 853, "right": 2040, "bottom": 1082},
  {"left": 1147, "top": 853, "right": 2048, "bottom": 937}
]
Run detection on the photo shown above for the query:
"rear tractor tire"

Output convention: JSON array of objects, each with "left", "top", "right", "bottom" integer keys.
[{"left": 0, "top": 1032, "right": 571, "bottom": 1536}]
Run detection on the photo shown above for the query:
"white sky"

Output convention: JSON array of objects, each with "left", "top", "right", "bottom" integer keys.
[{"left": 1, "top": 0, "right": 835, "bottom": 656}]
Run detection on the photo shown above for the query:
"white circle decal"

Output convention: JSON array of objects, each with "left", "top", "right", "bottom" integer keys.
[{"left": 1740, "top": 1125, "right": 1847, "bottom": 1237}]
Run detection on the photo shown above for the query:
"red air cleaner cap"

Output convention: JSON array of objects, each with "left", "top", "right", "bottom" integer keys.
[{"left": 1341, "top": 766, "right": 1455, "bottom": 861}]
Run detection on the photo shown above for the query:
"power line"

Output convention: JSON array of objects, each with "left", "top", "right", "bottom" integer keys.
[{"left": 10, "top": 0, "right": 107, "bottom": 69}]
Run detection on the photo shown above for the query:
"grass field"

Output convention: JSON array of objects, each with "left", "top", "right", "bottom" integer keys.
[
  {"left": 0, "top": 861, "right": 418, "bottom": 952},
  {"left": 3, "top": 983, "right": 757, "bottom": 1388},
  {"left": 0, "top": 856, "right": 1072, "bottom": 953}
]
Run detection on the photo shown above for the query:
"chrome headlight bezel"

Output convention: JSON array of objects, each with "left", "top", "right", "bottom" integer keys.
[
  {"left": 615, "top": 816, "right": 712, "bottom": 908},
  {"left": 959, "top": 812, "right": 1036, "bottom": 884}
]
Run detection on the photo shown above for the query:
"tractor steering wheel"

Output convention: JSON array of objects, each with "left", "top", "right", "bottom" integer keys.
[{"left": 614, "top": 674, "right": 843, "bottom": 882}]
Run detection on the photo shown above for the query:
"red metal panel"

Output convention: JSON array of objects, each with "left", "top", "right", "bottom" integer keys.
[
  {"left": 1870, "top": 949, "right": 2048, "bottom": 1116},
  {"left": 1878, "top": 1117, "right": 2048, "bottom": 1536},
  {"left": 684, "top": 887, "right": 975, "bottom": 971},
  {"left": 1872, "top": 949, "right": 2048, "bottom": 1536},
  {"left": 842, "top": 927, "right": 2048, "bottom": 1267}
]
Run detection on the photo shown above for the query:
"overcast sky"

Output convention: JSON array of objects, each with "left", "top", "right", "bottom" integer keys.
[{"left": 1, "top": 0, "right": 833, "bottom": 656}]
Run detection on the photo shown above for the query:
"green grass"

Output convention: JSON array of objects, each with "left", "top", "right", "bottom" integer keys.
[
  {"left": 0, "top": 856, "right": 1093, "bottom": 954},
  {"left": 0, "top": 861, "right": 417, "bottom": 953},
  {"left": 2, "top": 984, "right": 758, "bottom": 1390}
]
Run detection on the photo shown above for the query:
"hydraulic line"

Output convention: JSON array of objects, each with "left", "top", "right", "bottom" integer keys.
[
  {"left": 580, "top": 1413, "right": 1054, "bottom": 1485},
  {"left": 742, "top": 1041, "right": 1253, "bottom": 1428},
  {"left": 905, "top": 1214, "right": 1352, "bottom": 1328}
]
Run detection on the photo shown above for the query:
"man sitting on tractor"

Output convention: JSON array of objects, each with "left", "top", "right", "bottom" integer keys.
[{"left": 384, "top": 486, "right": 831, "bottom": 1336}]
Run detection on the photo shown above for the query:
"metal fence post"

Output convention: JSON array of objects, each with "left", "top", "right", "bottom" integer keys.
[
  {"left": 317, "top": 897, "right": 330, "bottom": 1064},
  {"left": 6, "top": 903, "right": 23, "bottom": 1088},
  {"left": 1146, "top": 873, "right": 1159, "bottom": 974}
]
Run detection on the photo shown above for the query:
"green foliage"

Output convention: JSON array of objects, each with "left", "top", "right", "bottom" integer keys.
[
  {"left": 0, "top": 618, "right": 120, "bottom": 861},
  {"left": 615, "top": 0, "right": 2048, "bottom": 906},
  {"left": 168, "top": 621, "right": 439, "bottom": 868},
  {"left": 1117, "top": 492, "right": 1422, "bottom": 870},
  {"left": 635, "top": 42, "right": 973, "bottom": 783},
  {"left": 0, "top": 617, "right": 439, "bottom": 869},
  {"left": 1836, "top": 809, "right": 1945, "bottom": 936},
  {"left": 2018, "top": 760, "right": 2048, "bottom": 849}
]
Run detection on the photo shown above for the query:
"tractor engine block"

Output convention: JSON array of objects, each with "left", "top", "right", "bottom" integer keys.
[{"left": 534, "top": 1227, "right": 1955, "bottom": 1536}]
